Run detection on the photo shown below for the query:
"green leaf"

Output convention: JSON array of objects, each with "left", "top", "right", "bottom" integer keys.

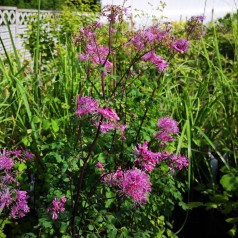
[
  {"left": 88, "top": 224, "right": 94, "bottom": 231},
  {"left": 22, "top": 136, "right": 32, "bottom": 146},
  {"left": 32, "top": 115, "right": 41, "bottom": 124},
  {"left": 51, "top": 119, "right": 59, "bottom": 132},
  {"left": 42, "top": 120, "right": 51, "bottom": 130},
  {"left": 228, "top": 225, "right": 237, "bottom": 238},
  {"left": 220, "top": 174, "right": 238, "bottom": 191},
  {"left": 18, "top": 163, "right": 27, "bottom": 172},
  {"left": 107, "top": 224, "right": 117, "bottom": 238},
  {"left": 188, "top": 202, "right": 203, "bottom": 208},
  {"left": 226, "top": 217, "right": 238, "bottom": 224}
]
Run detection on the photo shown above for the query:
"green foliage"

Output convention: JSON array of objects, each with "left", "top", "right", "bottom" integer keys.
[
  {"left": 1, "top": 0, "right": 65, "bottom": 10},
  {"left": 65, "top": 0, "right": 101, "bottom": 12},
  {"left": 169, "top": 11, "right": 238, "bottom": 237},
  {"left": 23, "top": 16, "right": 57, "bottom": 66},
  {"left": 1, "top": 0, "right": 100, "bottom": 11}
]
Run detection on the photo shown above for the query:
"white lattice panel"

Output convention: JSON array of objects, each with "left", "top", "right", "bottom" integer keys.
[
  {"left": 0, "top": 6, "right": 58, "bottom": 56},
  {"left": 0, "top": 7, "right": 16, "bottom": 25}
]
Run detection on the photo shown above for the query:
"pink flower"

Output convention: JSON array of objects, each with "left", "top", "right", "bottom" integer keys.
[
  {"left": 10, "top": 190, "right": 30, "bottom": 219},
  {"left": 119, "top": 168, "right": 151, "bottom": 204},
  {"left": 79, "top": 53, "right": 89, "bottom": 61},
  {"left": 102, "top": 168, "right": 151, "bottom": 204},
  {"left": 153, "top": 56, "right": 169, "bottom": 72},
  {"left": 0, "top": 149, "right": 14, "bottom": 170},
  {"left": 141, "top": 50, "right": 156, "bottom": 61},
  {"left": 25, "top": 151, "right": 35, "bottom": 160},
  {"left": 172, "top": 39, "right": 190, "bottom": 53},
  {"left": 128, "top": 25, "right": 168, "bottom": 51},
  {"left": 134, "top": 141, "right": 161, "bottom": 172},
  {"left": 9, "top": 150, "right": 22, "bottom": 157},
  {"left": 169, "top": 154, "right": 189, "bottom": 171},
  {"left": 76, "top": 96, "right": 99, "bottom": 116},
  {"left": 52, "top": 211, "right": 58, "bottom": 220},
  {"left": 60, "top": 196, "right": 67, "bottom": 203},
  {"left": 101, "top": 168, "right": 123, "bottom": 186},
  {"left": 156, "top": 116, "right": 179, "bottom": 145},
  {"left": 48, "top": 196, "right": 67, "bottom": 220},
  {"left": 142, "top": 50, "right": 169, "bottom": 72},
  {"left": 98, "top": 108, "right": 120, "bottom": 121},
  {"left": 155, "top": 131, "right": 174, "bottom": 145},
  {"left": 96, "top": 162, "right": 105, "bottom": 169},
  {"left": 2, "top": 172, "right": 15, "bottom": 184},
  {"left": 94, "top": 121, "right": 118, "bottom": 133},
  {"left": 157, "top": 116, "right": 179, "bottom": 134},
  {"left": 0, "top": 188, "right": 12, "bottom": 210}
]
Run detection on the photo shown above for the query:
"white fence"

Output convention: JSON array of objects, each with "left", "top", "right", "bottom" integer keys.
[{"left": 0, "top": 6, "right": 58, "bottom": 56}]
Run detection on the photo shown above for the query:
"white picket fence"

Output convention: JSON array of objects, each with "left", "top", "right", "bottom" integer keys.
[{"left": 0, "top": 6, "right": 58, "bottom": 57}]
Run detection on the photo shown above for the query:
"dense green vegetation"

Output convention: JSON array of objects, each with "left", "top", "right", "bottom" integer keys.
[
  {"left": 0, "top": 0, "right": 101, "bottom": 11},
  {"left": 0, "top": 3, "right": 237, "bottom": 237}
]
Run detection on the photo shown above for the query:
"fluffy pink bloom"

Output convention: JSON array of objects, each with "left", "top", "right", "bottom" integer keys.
[
  {"left": 120, "top": 125, "right": 127, "bottom": 139},
  {"left": 94, "top": 120, "right": 119, "bottom": 133},
  {"left": 134, "top": 141, "right": 161, "bottom": 172},
  {"left": 101, "top": 168, "right": 124, "bottom": 186},
  {"left": 9, "top": 150, "right": 22, "bottom": 157},
  {"left": 153, "top": 56, "right": 169, "bottom": 72},
  {"left": 76, "top": 96, "right": 99, "bottom": 116},
  {"left": 172, "top": 39, "right": 190, "bottom": 53},
  {"left": 0, "top": 188, "right": 12, "bottom": 210},
  {"left": 48, "top": 196, "right": 67, "bottom": 220},
  {"left": 119, "top": 168, "right": 151, "bottom": 204},
  {"left": 102, "top": 168, "right": 151, "bottom": 204},
  {"left": 96, "top": 162, "right": 105, "bottom": 169},
  {"left": 128, "top": 25, "right": 168, "bottom": 51},
  {"left": 0, "top": 149, "right": 14, "bottom": 170},
  {"left": 25, "top": 151, "right": 35, "bottom": 160},
  {"left": 157, "top": 116, "right": 179, "bottom": 134},
  {"left": 169, "top": 154, "right": 189, "bottom": 171},
  {"left": 60, "top": 196, "right": 67, "bottom": 203},
  {"left": 52, "top": 211, "right": 58, "bottom": 220},
  {"left": 98, "top": 108, "right": 120, "bottom": 121},
  {"left": 2, "top": 172, "right": 15, "bottom": 184},
  {"left": 190, "top": 15, "right": 205, "bottom": 22},
  {"left": 155, "top": 131, "right": 174, "bottom": 144},
  {"left": 10, "top": 190, "right": 30, "bottom": 219},
  {"left": 79, "top": 53, "right": 89, "bottom": 61},
  {"left": 142, "top": 50, "right": 169, "bottom": 72},
  {"left": 101, "top": 5, "right": 131, "bottom": 24},
  {"left": 79, "top": 35, "right": 113, "bottom": 75},
  {"left": 156, "top": 116, "right": 179, "bottom": 145}
]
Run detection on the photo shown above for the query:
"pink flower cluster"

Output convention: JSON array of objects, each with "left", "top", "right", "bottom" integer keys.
[
  {"left": 186, "top": 15, "right": 205, "bottom": 39},
  {"left": 156, "top": 116, "right": 179, "bottom": 146},
  {"left": 78, "top": 23, "right": 112, "bottom": 75},
  {"left": 169, "top": 153, "right": 189, "bottom": 171},
  {"left": 0, "top": 189, "right": 30, "bottom": 219},
  {"left": 172, "top": 39, "right": 190, "bottom": 53},
  {"left": 132, "top": 143, "right": 188, "bottom": 173},
  {"left": 0, "top": 149, "right": 14, "bottom": 170},
  {"left": 101, "top": 5, "right": 132, "bottom": 24},
  {"left": 10, "top": 191, "right": 30, "bottom": 219},
  {"left": 0, "top": 148, "right": 34, "bottom": 219},
  {"left": 76, "top": 96, "right": 126, "bottom": 135},
  {"left": 142, "top": 50, "right": 169, "bottom": 72},
  {"left": 134, "top": 141, "right": 161, "bottom": 172},
  {"left": 47, "top": 196, "right": 67, "bottom": 220},
  {"left": 98, "top": 116, "right": 188, "bottom": 205},
  {"left": 75, "top": 96, "right": 99, "bottom": 116},
  {"left": 102, "top": 168, "right": 151, "bottom": 204},
  {"left": 127, "top": 25, "right": 169, "bottom": 51}
]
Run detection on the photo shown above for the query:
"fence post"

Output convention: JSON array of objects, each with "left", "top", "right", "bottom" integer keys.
[{"left": 15, "top": 7, "right": 19, "bottom": 49}]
